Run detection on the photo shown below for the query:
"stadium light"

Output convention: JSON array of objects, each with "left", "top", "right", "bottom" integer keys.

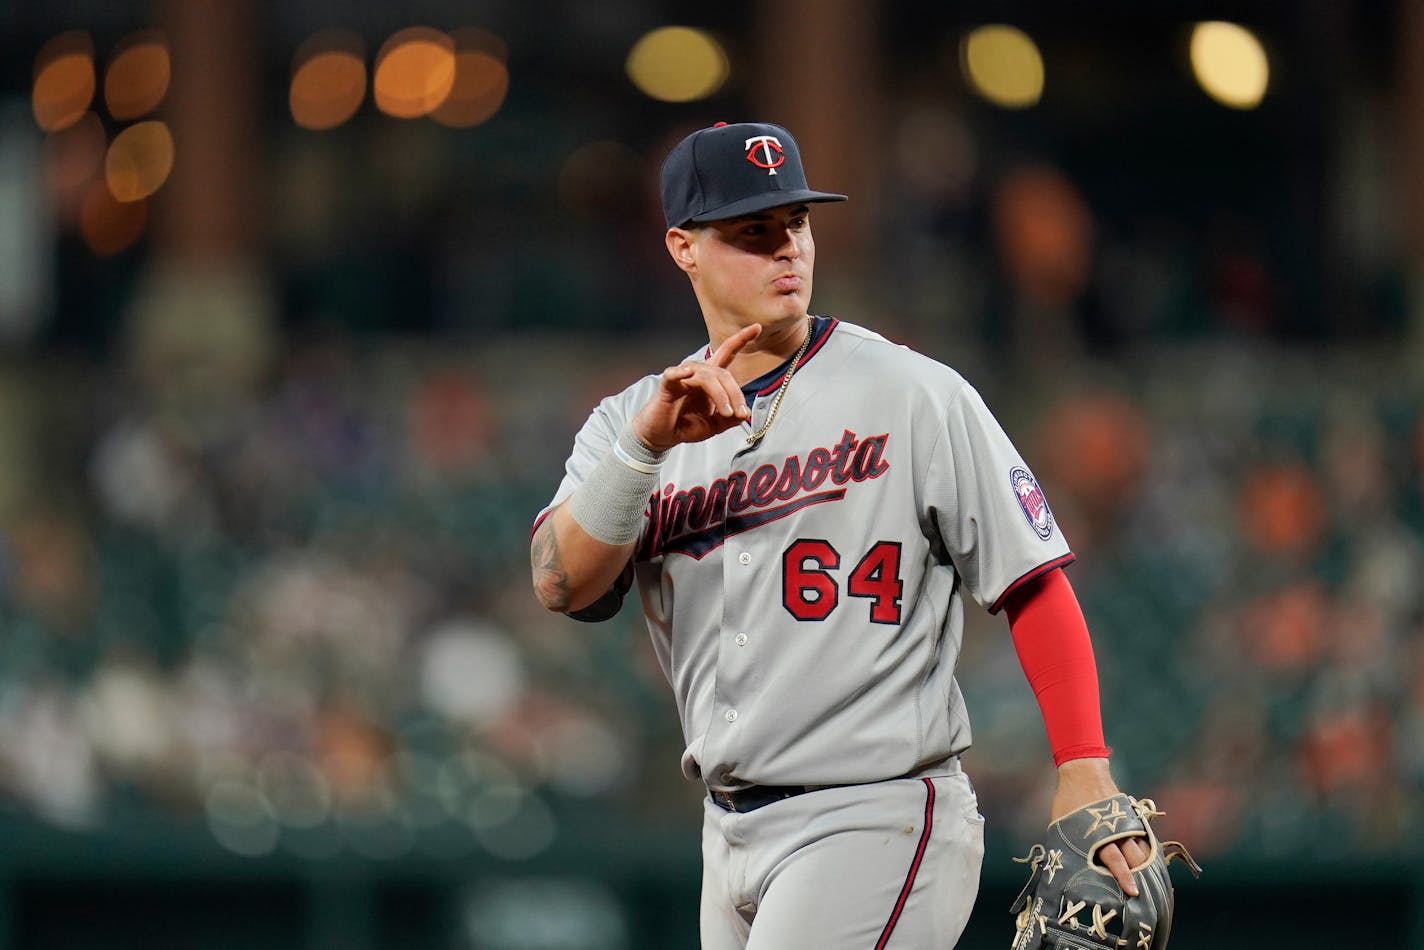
[{"left": 1190, "top": 21, "right": 1269, "bottom": 109}]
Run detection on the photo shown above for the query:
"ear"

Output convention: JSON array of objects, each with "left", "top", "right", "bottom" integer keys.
[{"left": 665, "top": 227, "right": 697, "bottom": 274}]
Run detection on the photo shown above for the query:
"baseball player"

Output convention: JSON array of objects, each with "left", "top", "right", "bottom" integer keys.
[{"left": 531, "top": 121, "right": 1149, "bottom": 947}]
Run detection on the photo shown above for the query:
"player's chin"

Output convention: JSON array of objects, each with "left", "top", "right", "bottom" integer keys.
[{"left": 766, "top": 291, "right": 809, "bottom": 319}]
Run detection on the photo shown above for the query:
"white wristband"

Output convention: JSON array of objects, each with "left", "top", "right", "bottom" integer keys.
[
  {"left": 613, "top": 439, "right": 662, "bottom": 475},
  {"left": 614, "top": 426, "right": 667, "bottom": 472}
]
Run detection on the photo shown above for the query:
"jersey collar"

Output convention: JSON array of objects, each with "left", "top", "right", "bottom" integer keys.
[{"left": 738, "top": 315, "right": 837, "bottom": 398}]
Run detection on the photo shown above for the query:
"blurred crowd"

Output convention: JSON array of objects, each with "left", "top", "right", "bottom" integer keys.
[
  {"left": 0, "top": 326, "right": 699, "bottom": 861},
  {"left": 0, "top": 310, "right": 1419, "bottom": 865},
  {"left": 959, "top": 343, "right": 1424, "bottom": 860}
]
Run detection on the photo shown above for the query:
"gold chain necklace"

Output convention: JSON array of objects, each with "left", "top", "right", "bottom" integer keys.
[{"left": 745, "top": 316, "right": 814, "bottom": 446}]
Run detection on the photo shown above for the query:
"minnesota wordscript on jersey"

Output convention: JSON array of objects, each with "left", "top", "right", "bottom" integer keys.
[{"left": 639, "top": 429, "right": 890, "bottom": 560}]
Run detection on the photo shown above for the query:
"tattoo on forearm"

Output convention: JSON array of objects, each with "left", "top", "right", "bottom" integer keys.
[{"left": 531, "top": 521, "right": 572, "bottom": 610}]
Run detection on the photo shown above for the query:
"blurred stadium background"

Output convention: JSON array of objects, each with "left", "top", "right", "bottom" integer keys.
[{"left": 0, "top": 0, "right": 1421, "bottom": 946}]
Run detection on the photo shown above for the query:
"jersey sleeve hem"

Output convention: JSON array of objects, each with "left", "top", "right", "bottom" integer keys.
[{"left": 988, "top": 552, "right": 1077, "bottom": 615}]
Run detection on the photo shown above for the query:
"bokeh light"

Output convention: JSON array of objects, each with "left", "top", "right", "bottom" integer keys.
[
  {"left": 105, "top": 120, "right": 175, "bottom": 202},
  {"left": 374, "top": 27, "right": 456, "bottom": 119},
  {"left": 257, "top": 751, "right": 332, "bottom": 829},
  {"left": 290, "top": 30, "right": 367, "bottom": 130},
  {"left": 79, "top": 180, "right": 147, "bottom": 256},
  {"left": 992, "top": 164, "right": 1093, "bottom": 307},
  {"left": 1243, "top": 583, "right": 1328, "bottom": 672},
  {"left": 1190, "top": 21, "right": 1269, "bottom": 109},
  {"left": 625, "top": 27, "right": 729, "bottom": 103},
  {"left": 430, "top": 28, "right": 510, "bottom": 128},
  {"left": 1036, "top": 391, "right": 1153, "bottom": 518},
  {"left": 1239, "top": 463, "right": 1325, "bottom": 558},
  {"left": 44, "top": 111, "right": 107, "bottom": 220},
  {"left": 449, "top": 25, "right": 507, "bottom": 63},
  {"left": 205, "top": 779, "right": 279, "bottom": 857},
  {"left": 104, "top": 30, "right": 171, "bottom": 121},
  {"left": 960, "top": 25, "right": 1044, "bottom": 109},
  {"left": 32, "top": 31, "right": 96, "bottom": 132}
]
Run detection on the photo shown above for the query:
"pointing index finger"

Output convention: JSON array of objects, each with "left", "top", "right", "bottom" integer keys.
[{"left": 709, "top": 324, "right": 762, "bottom": 369}]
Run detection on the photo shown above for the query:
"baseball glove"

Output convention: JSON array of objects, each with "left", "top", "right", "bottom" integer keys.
[{"left": 1009, "top": 794, "right": 1200, "bottom": 950}]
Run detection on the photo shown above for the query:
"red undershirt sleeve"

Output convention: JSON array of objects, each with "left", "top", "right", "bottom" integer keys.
[{"left": 1003, "top": 567, "right": 1112, "bottom": 767}]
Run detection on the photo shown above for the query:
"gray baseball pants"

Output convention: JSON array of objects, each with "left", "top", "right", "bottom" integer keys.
[{"left": 699, "top": 763, "right": 985, "bottom": 948}]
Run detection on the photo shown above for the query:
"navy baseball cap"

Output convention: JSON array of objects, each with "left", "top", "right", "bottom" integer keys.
[{"left": 659, "top": 121, "right": 847, "bottom": 229}]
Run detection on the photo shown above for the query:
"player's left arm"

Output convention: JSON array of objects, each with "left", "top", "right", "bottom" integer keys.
[{"left": 1003, "top": 567, "right": 1149, "bottom": 895}]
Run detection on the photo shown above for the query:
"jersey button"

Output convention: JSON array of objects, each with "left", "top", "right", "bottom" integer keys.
[
  {"left": 725, "top": 709, "right": 738, "bottom": 723},
  {"left": 737, "top": 552, "right": 751, "bottom": 565},
  {"left": 735, "top": 633, "right": 748, "bottom": 646}
]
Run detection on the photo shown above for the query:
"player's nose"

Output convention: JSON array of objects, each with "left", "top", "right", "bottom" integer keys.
[{"left": 772, "top": 226, "right": 801, "bottom": 260}]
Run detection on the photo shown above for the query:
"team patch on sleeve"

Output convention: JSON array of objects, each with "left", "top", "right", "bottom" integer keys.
[{"left": 1010, "top": 467, "right": 1055, "bottom": 540}]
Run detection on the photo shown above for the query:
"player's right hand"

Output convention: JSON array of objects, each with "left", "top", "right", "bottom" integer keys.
[{"left": 631, "top": 324, "right": 761, "bottom": 450}]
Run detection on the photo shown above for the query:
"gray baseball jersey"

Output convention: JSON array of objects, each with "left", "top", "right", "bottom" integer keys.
[{"left": 539, "top": 316, "right": 1073, "bottom": 791}]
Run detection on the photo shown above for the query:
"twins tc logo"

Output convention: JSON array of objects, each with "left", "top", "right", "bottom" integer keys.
[
  {"left": 1011, "top": 466, "right": 1055, "bottom": 540},
  {"left": 745, "top": 135, "right": 784, "bottom": 175}
]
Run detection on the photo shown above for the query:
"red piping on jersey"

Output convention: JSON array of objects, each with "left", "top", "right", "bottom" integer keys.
[
  {"left": 704, "top": 317, "right": 839, "bottom": 393},
  {"left": 988, "top": 552, "right": 1076, "bottom": 615},
  {"left": 874, "top": 777, "right": 935, "bottom": 950},
  {"left": 531, "top": 509, "right": 551, "bottom": 537},
  {"left": 701, "top": 317, "right": 840, "bottom": 385},
  {"left": 753, "top": 317, "right": 838, "bottom": 396}
]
